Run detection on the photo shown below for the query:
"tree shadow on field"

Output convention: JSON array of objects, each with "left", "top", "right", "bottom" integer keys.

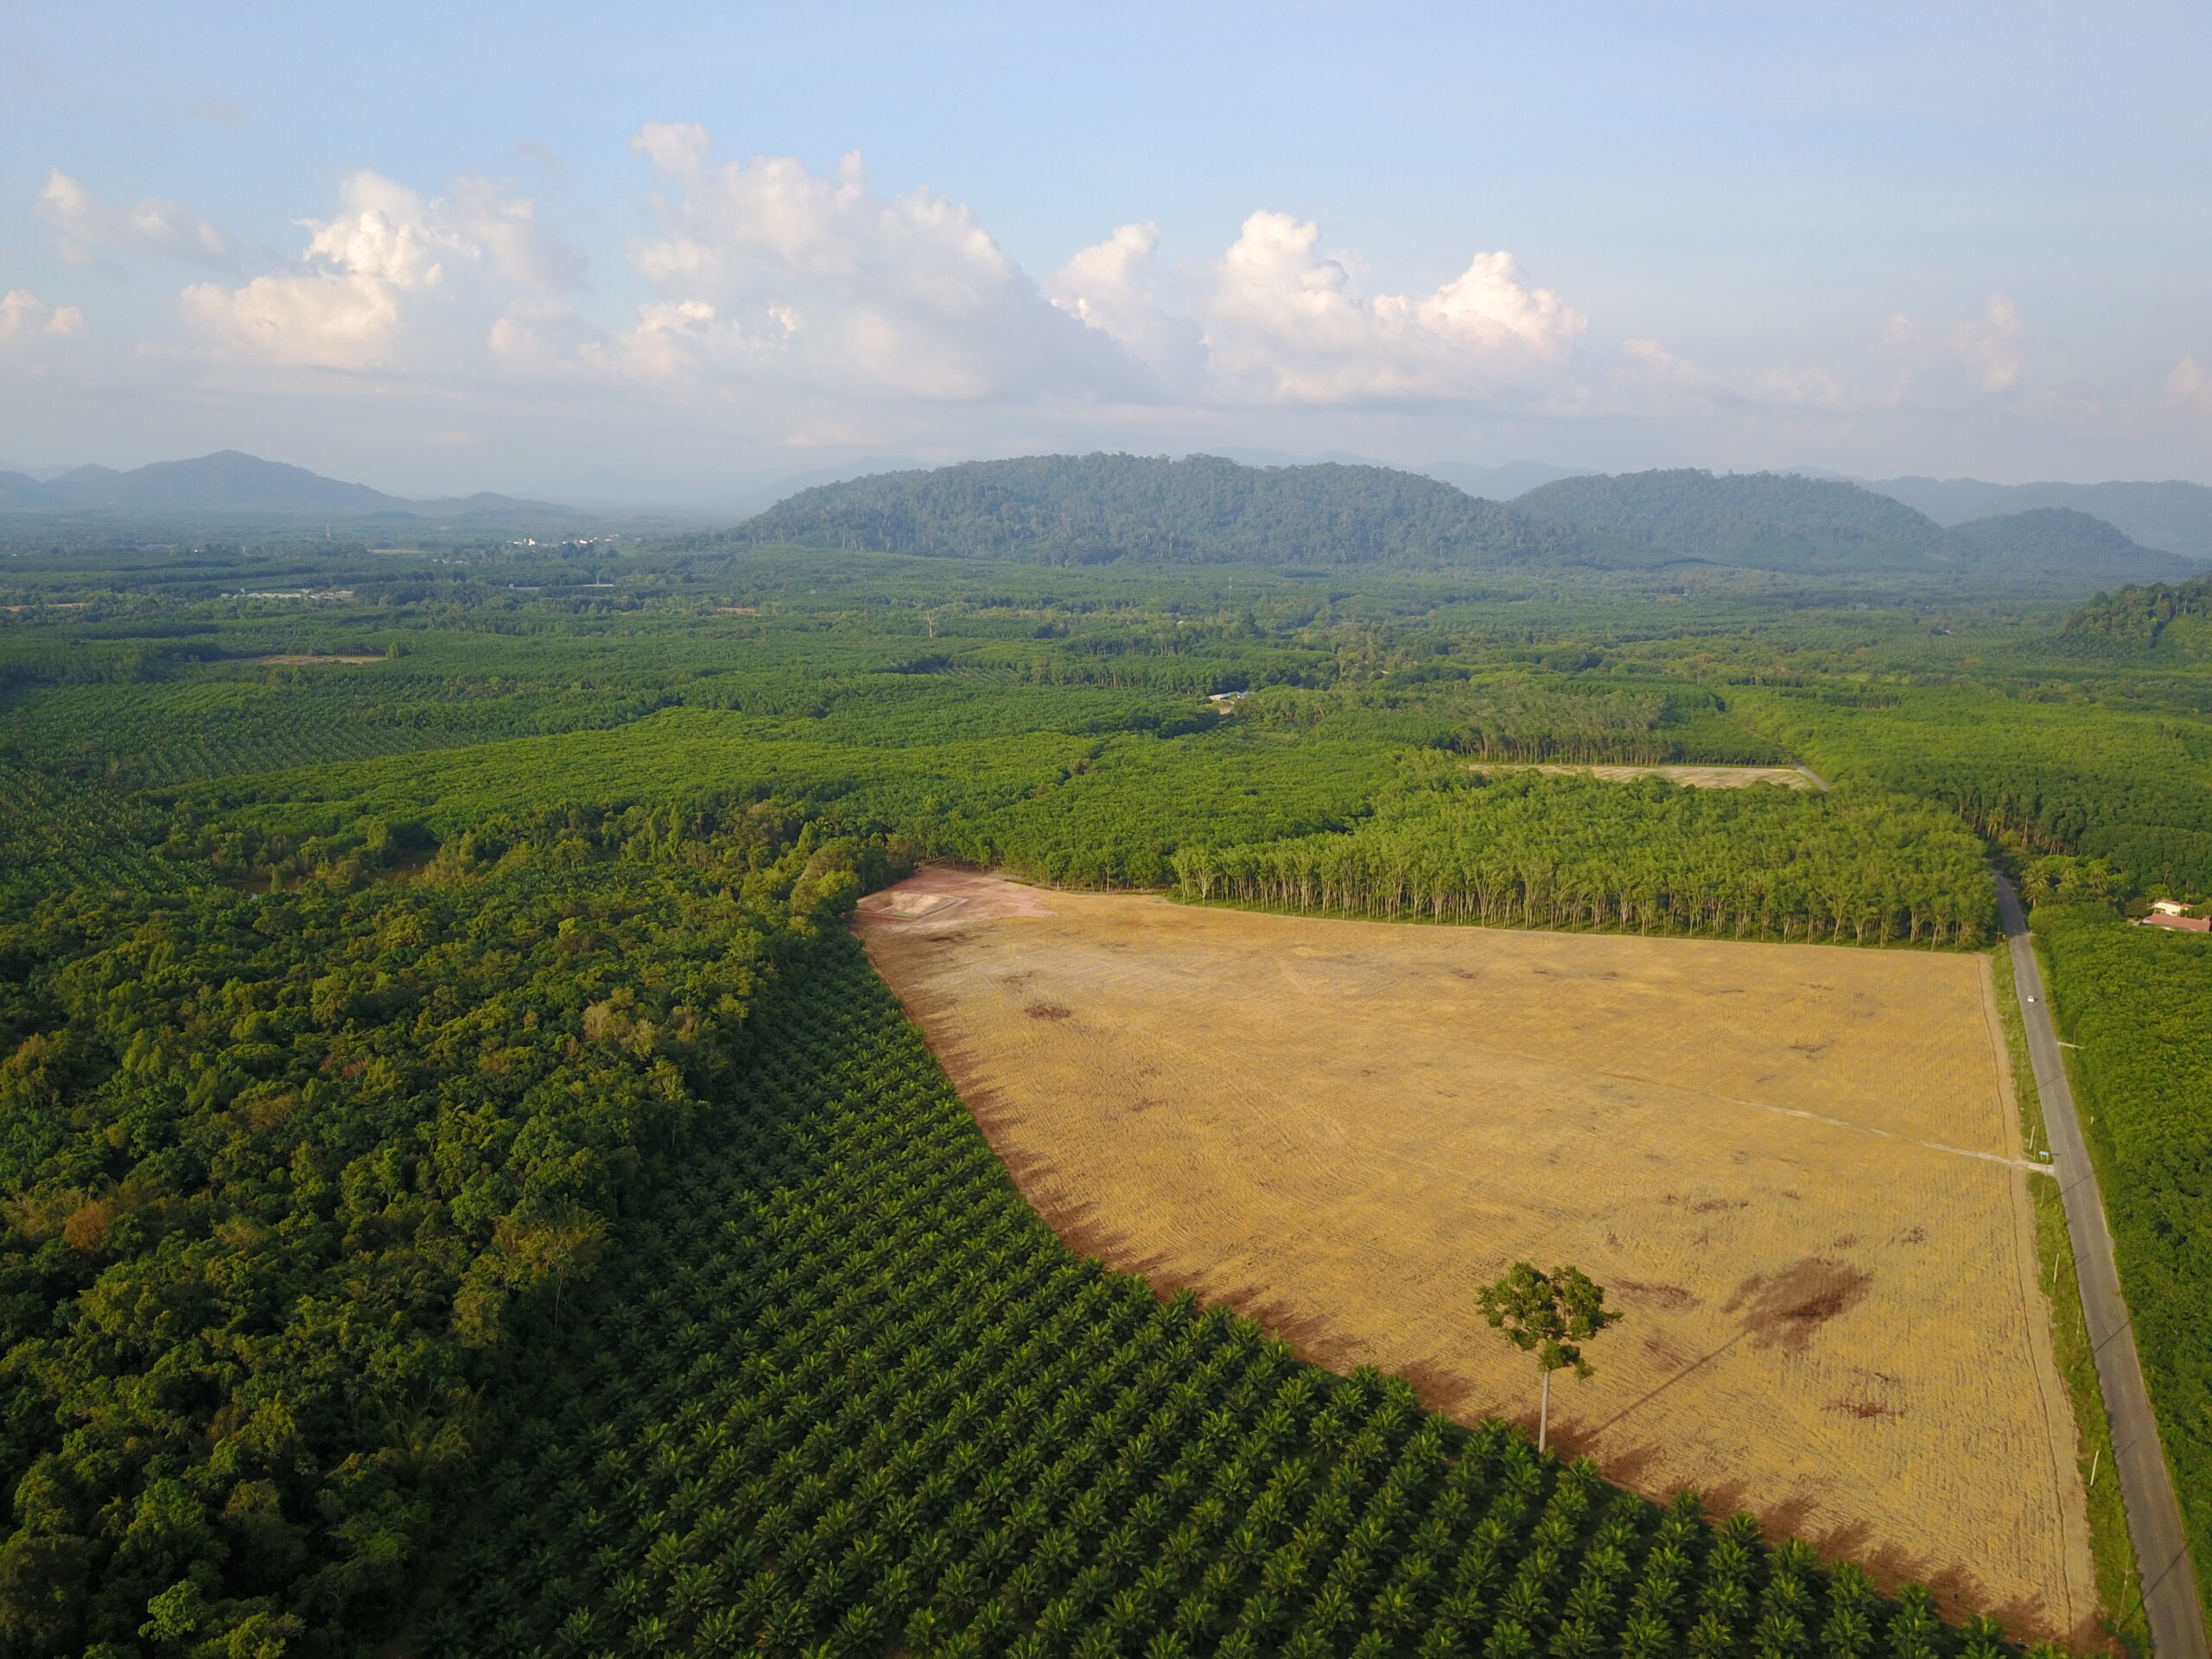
[
  {"left": 1215, "top": 1286, "right": 1375, "bottom": 1376},
  {"left": 1631, "top": 1380, "right": 2063, "bottom": 1643},
  {"left": 1586, "top": 1330, "right": 1750, "bottom": 1444},
  {"left": 1679, "top": 1472, "right": 2050, "bottom": 1642},
  {"left": 1832, "top": 1532, "right": 2055, "bottom": 1649},
  {"left": 1557, "top": 1430, "right": 1672, "bottom": 1492},
  {"left": 1525, "top": 1327, "right": 1748, "bottom": 1490},
  {"left": 1849, "top": 1541, "right": 2018, "bottom": 1641},
  {"left": 1724, "top": 1256, "right": 1872, "bottom": 1351},
  {"left": 1396, "top": 1358, "right": 1486, "bottom": 1420}
]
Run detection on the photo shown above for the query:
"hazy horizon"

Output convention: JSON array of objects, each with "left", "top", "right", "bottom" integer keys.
[
  {"left": 18, "top": 447, "right": 2212, "bottom": 524},
  {"left": 6, "top": 3, "right": 2208, "bottom": 499}
]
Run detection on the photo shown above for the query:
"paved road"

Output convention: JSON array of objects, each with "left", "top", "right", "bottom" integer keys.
[{"left": 1997, "top": 877, "right": 2207, "bottom": 1659}]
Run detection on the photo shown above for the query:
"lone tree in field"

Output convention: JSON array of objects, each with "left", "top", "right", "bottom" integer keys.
[{"left": 1478, "top": 1262, "right": 1618, "bottom": 1452}]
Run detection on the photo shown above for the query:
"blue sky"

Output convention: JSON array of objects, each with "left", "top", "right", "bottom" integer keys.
[{"left": 3, "top": 1, "right": 2207, "bottom": 502}]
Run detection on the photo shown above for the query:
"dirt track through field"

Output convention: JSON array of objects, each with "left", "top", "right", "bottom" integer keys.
[{"left": 856, "top": 868, "right": 2094, "bottom": 1643}]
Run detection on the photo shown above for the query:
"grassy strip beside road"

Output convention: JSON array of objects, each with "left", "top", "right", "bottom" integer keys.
[{"left": 1993, "top": 942, "right": 2146, "bottom": 1653}]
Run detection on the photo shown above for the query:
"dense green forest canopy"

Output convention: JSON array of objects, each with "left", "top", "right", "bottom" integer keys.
[
  {"left": 2062, "top": 572, "right": 2212, "bottom": 649},
  {"left": 1179, "top": 767, "right": 1992, "bottom": 946},
  {"left": 1724, "top": 679, "right": 2212, "bottom": 898},
  {"left": 3, "top": 530, "right": 2212, "bottom": 1654},
  {"left": 0, "top": 810, "right": 888, "bottom": 1653}
]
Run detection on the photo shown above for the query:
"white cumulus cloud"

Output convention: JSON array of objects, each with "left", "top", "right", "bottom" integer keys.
[
  {"left": 37, "top": 169, "right": 240, "bottom": 271},
  {"left": 1753, "top": 362, "right": 1852, "bottom": 410},
  {"left": 0, "top": 291, "right": 84, "bottom": 385},
  {"left": 1047, "top": 223, "right": 1206, "bottom": 388},
  {"left": 1946, "top": 295, "right": 2027, "bottom": 392},
  {"left": 603, "top": 125, "right": 1146, "bottom": 402},
  {"left": 31, "top": 138, "right": 1618, "bottom": 428},
  {"left": 1194, "top": 211, "right": 1586, "bottom": 404},
  {"left": 0, "top": 289, "right": 84, "bottom": 346},
  {"left": 1887, "top": 295, "right": 2027, "bottom": 400},
  {"left": 2166, "top": 356, "right": 2212, "bottom": 416},
  {"left": 179, "top": 171, "right": 583, "bottom": 371},
  {"left": 1048, "top": 210, "right": 1590, "bottom": 406}
]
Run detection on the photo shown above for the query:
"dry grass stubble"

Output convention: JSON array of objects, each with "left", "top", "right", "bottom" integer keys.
[{"left": 855, "top": 868, "right": 2094, "bottom": 1643}]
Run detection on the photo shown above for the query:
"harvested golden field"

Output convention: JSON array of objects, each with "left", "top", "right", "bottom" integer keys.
[{"left": 857, "top": 868, "right": 2094, "bottom": 1642}]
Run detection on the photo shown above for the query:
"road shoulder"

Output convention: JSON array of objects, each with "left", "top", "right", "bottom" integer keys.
[{"left": 1991, "top": 939, "right": 2144, "bottom": 1653}]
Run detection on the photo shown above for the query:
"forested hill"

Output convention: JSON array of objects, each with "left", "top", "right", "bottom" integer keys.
[
  {"left": 2063, "top": 572, "right": 2212, "bottom": 645},
  {"left": 1513, "top": 470, "right": 1961, "bottom": 572},
  {"left": 721, "top": 455, "right": 2187, "bottom": 582},
  {"left": 1947, "top": 507, "right": 2193, "bottom": 580},
  {"left": 1862, "top": 474, "right": 2212, "bottom": 558},
  {"left": 722, "top": 453, "right": 1576, "bottom": 567},
  {"left": 1511, "top": 469, "right": 2195, "bottom": 579}
]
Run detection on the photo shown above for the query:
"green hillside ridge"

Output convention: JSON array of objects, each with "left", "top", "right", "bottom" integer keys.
[
  {"left": 718, "top": 453, "right": 1575, "bottom": 568},
  {"left": 1863, "top": 474, "right": 2212, "bottom": 557},
  {"left": 1947, "top": 507, "right": 2196, "bottom": 581},
  {"left": 722, "top": 455, "right": 2183, "bottom": 584},
  {"left": 1513, "top": 470, "right": 1955, "bottom": 570},
  {"left": 1511, "top": 472, "right": 2191, "bottom": 580}
]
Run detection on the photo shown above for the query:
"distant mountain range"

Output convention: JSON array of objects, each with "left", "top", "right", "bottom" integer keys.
[
  {"left": 0, "top": 450, "right": 588, "bottom": 524},
  {"left": 5, "top": 448, "right": 2203, "bottom": 586},
  {"left": 722, "top": 454, "right": 2200, "bottom": 586},
  {"left": 1416, "top": 460, "right": 1594, "bottom": 499},
  {"left": 1850, "top": 475, "right": 2212, "bottom": 559},
  {"left": 723, "top": 456, "right": 930, "bottom": 516}
]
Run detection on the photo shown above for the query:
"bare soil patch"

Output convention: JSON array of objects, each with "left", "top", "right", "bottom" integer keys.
[
  {"left": 1471, "top": 762, "right": 1821, "bottom": 789},
  {"left": 856, "top": 871, "right": 2094, "bottom": 1641},
  {"left": 235, "top": 653, "right": 385, "bottom": 665}
]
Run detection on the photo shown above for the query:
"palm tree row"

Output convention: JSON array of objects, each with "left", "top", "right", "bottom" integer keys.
[{"left": 1173, "top": 772, "right": 1993, "bottom": 947}]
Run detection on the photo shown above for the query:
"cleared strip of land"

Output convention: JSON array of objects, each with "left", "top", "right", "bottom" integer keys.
[
  {"left": 1468, "top": 762, "right": 1823, "bottom": 788},
  {"left": 858, "top": 869, "right": 2093, "bottom": 1643},
  {"left": 234, "top": 654, "right": 385, "bottom": 664}
]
